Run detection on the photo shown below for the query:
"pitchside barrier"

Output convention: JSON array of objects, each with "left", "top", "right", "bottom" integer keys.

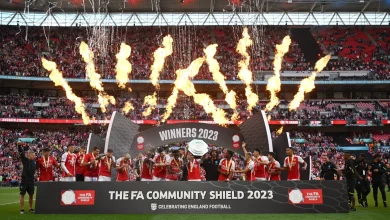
[{"left": 35, "top": 181, "right": 349, "bottom": 214}]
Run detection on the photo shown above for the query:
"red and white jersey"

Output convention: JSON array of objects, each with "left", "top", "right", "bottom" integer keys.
[
  {"left": 75, "top": 153, "right": 86, "bottom": 175},
  {"left": 218, "top": 158, "right": 236, "bottom": 181},
  {"left": 37, "top": 156, "right": 58, "bottom": 182},
  {"left": 152, "top": 154, "right": 170, "bottom": 179},
  {"left": 245, "top": 160, "right": 255, "bottom": 181},
  {"left": 166, "top": 157, "right": 183, "bottom": 181},
  {"left": 141, "top": 160, "right": 153, "bottom": 180},
  {"left": 254, "top": 156, "right": 269, "bottom": 179},
  {"left": 283, "top": 155, "right": 305, "bottom": 180},
  {"left": 84, "top": 153, "right": 99, "bottom": 177},
  {"left": 61, "top": 152, "right": 76, "bottom": 177},
  {"left": 99, "top": 156, "right": 115, "bottom": 177},
  {"left": 116, "top": 157, "right": 130, "bottom": 182},
  {"left": 268, "top": 160, "right": 281, "bottom": 181},
  {"left": 187, "top": 159, "right": 201, "bottom": 181}
]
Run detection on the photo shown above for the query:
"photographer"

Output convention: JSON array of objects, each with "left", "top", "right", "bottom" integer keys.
[{"left": 17, "top": 142, "right": 36, "bottom": 214}]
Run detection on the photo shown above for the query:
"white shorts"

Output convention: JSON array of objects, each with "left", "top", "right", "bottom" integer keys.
[
  {"left": 255, "top": 178, "right": 267, "bottom": 181},
  {"left": 288, "top": 179, "right": 300, "bottom": 181},
  {"left": 153, "top": 176, "right": 166, "bottom": 181},
  {"left": 98, "top": 176, "right": 111, "bottom": 182},
  {"left": 85, "top": 177, "right": 98, "bottom": 182},
  {"left": 188, "top": 179, "right": 201, "bottom": 181},
  {"left": 61, "top": 177, "right": 76, "bottom": 182},
  {"left": 141, "top": 178, "right": 152, "bottom": 181}
]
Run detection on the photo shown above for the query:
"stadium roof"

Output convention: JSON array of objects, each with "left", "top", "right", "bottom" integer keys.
[{"left": 1, "top": 0, "right": 389, "bottom": 13}]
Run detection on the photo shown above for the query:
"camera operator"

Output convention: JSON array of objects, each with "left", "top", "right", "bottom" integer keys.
[{"left": 17, "top": 142, "right": 36, "bottom": 214}]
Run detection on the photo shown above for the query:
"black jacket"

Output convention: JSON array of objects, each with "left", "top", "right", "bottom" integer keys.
[
  {"left": 201, "top": 158, "right": 221, "bottom": 181},
  {"left": 320, "top": 162, "right": 339, "bottom": 180},
  {"left": 369, "top": 161, "right": 387, "bottom": 183},
  {"left": 18, "top": 145, "right": 36, "bottom": 182},
  {"left": 343, "top": 158, "right": 356, "bottom": 180},
  {"left": 355, "top": 160, "right": 368, "bottom": 179}
]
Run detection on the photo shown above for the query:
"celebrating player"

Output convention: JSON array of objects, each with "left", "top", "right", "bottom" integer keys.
[
  {"left": 233, "top": 152, "right": 255, "bottom": 181},
  {"left": 82, "top": 146, "right": 100, "bottom": 182},
  {"left": 61, "top": 145, "right": 77, "bottom": 182},
  {"left": 242, "top": 142, "right": 268, "bottom": 181},
  {"left": 140, "top": 153, "right": 153, "bottom": 181},
  {"left": 98, "top": 149, "right": 115, "bottom": 182},
  {"left": 152, "top": 148, "right": 170, "bottom": 181},
  {"left": 37, "top": 148, "right": 60, "bottom": 182},
  {"left": 218, "top": 150, "right": 235, "bottom": 182},
  {"left": 116, "top": 153, "right": 131, "bottom": 182},
  {"left": 75, "top": 146, "right": 86, "bottom": 182},
  {"left": 187, "top": 152, "right": 202, "bottom": 181},
  {"left": 280, "top": 147, "right": 307, "bottom": 181},
  {"left": 267, "top": 152, "right": 281, "bottom": 181},
  {"left": 167, "top": 150, "right": 183, "bottom": 181}
]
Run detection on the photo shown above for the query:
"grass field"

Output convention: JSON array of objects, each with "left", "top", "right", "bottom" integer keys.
[{"left": 0, "top": 187, "right": 389, "bottom": 220}]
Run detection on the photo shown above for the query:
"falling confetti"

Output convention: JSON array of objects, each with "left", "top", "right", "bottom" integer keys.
[
  {"left": 266, "top": 36, "right": 291, "bottom": 111},
  {"left": 289, "top": 55, "right": 331, "bottom": 111},
  {"left": 41, "top": 58, "right": 90, "bottom": 124}
]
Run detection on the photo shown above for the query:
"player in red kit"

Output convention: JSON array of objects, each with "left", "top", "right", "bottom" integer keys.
[
  {"left": 152, "top": 148, "right": 170, "bottom": 181},
  {"left": 187, "top": 152, "right": 202, "bottom": 181},
  {"left": 98, "top": 149, "right": 116, "bottom": 182},
  {"left": 218, "top": 150, "right": 235, "bottom": 182},
  {"left": 61, "top": 145, "right": 77, "bottom": 182},
  {"left": 242, "top": 142, "right": 268, "bottom": 181},
  {"left": 233, "top": 152, "right": 255, "bottom": 181},
  {"left": 116, "top": 153, "right": 131, "bottom": 182},
  {"left": 167, "top": 150, "right": 183, "bottom": 181},
  {"left": 140, "top": 154, "right": 153, "bottom": 181},
  {"left": 75, "top": 146, "right": 86, "bottom": 182},
  {"left": 267, "top": 152, "right": 281, "bottom": 181},
  {"left": 37, "top": 148, "right": 60, "bottom": 182},
  {"left": 280, "top": 147, "right": 307, "bottom": 180},
  {"left": 82, "top": 146, "right": 100, "bottom": 182}
]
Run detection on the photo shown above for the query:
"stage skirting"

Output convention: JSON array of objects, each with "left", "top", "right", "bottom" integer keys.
[{"left": 35, "top": 181, "right": 349, "bottom": 214}]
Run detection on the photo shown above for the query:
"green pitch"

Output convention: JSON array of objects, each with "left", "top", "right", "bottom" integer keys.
[{"left": 0, "top": 187, "right": 389, "bottom": 220}]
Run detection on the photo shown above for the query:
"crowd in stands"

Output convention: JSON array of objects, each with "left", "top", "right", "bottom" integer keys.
[
  {"left": 1, "top": 26, "right": 389, "bottom": 81},
  {"left": 314, "top": 27, "right": 390, "bottom": 79},
  {"left": 1, "top": 93, "right": 389, "bottom": 122}
]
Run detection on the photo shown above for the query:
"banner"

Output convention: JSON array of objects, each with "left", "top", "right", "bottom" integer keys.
[
  {"left": 35, "top": 181, "right": 349, "bottom": 214},
  {"left": 131, "top": 122, "right": 243, "bottom": 155}
]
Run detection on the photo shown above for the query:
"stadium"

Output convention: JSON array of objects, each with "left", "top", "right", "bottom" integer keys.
[{"left": 1, "top": 0, "right": 390, "bottom": 219}]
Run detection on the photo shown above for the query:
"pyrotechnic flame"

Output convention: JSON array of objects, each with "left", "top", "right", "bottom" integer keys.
[
  {"left": 289, "top": 55, "right": 331, "bottom": 111},
  {"left": 204, "top": 44, "right": 238, "bottom": 120},
  {"left": 265, "top": 36, "right": 291, "bottom": 111},
  {"left": 236, "top": 28, "right": 258, "bottom": 112},
  {"left": 41, "top": 58, "right": 90, "bottom": 124},
  {"left": 161, "top": 57, "right": 228, "bottom": 125},
  {"left": 267, "top": 115, "right": 271, "bottom": 121},
  {"left": 80, "top": 41, "right": 115, "bottom": 113},
  {"left": 115, "top": 43, "right": 132, "bottom": 89},
  {"left": 276, "top": 126, "right": 284, "bottom": 135},
  {"left": 122, "top": 101, "right": 135, "bottom": 114},
  {"left": 143, "top": 92, "right": 158, "bottom": 117},
  {"left": 150, "top": 35, "right": 173, "bottom": 88}
]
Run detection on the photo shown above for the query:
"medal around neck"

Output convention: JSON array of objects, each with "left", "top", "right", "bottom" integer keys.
[{"left": 188, "top": 139, "right": 208, "bottom": 157}]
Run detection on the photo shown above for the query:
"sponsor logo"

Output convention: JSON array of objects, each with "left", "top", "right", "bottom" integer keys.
[
  {"left": 61, "top": 190, "right": 95, "bottom": 206},
  {"left": 232, "top": 135, "right": 240, "bottom": 149},
  {"left": 288, "top": 189, "right": 323, "bottom": 205},
  {"left": 151, "top": 203, "right": 157, "bottom": 211},
  {"left": 136, "top": 136, "right": 144, "bottom": 150}
]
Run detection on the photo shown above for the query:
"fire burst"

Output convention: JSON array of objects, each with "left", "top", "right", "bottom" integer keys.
[
  {"left": 276, "top": 126, "right": 284, "bottom": 135},
  {"left": 143, "top": 35, "right": 174, "bottom": 117},
  {"left": 115, "top": 43, "right": 135, "bottom": 114},
  {"left": 41, "top": 58, "right": 90, "bottom": 124},
  {"left": 162, "top": 57, "right": 228, "bottom": 125},
  {"left": 289, "top": 55, "right": 331, "bottom": 111},
  {"left": 265, "top": 36, "right": 291, "bottom": 111},
  {"left": 236, "top": 28, "right": 258, "bottom": 113},
  {"left": 79, "top": 41, "right": 116, "bottom": 113},
  {"left": 204, "top": 44, "right": 238, "bottom": 120}
]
